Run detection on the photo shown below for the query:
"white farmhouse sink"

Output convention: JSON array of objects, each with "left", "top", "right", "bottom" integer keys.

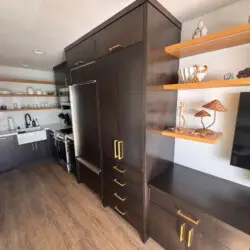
[{"left": 17, "top": 130, "right": 47, "bottom": 145}]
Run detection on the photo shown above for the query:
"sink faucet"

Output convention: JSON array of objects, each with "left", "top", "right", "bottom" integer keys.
[{"left": 24, "top": 113, "right": 32, "bottom": 128}]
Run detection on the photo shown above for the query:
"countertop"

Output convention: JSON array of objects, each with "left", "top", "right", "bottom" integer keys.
[
  {"left": 148, "top": 157, "right": 250, "bottom": 236},
  {"left": 0, "top": 123, "right": 72, "bottom": 138}
]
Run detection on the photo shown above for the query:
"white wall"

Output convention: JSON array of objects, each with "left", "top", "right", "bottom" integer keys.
[
  {"left": 174, "top": 0, "right": 250, "bottom": 187},
  {"left": 0, "top": 65, "right": 62, "bottom": 130}
]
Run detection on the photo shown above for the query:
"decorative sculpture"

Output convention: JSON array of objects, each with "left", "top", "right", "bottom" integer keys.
[
  {"left": 177, "top": 101, "right": 186, "bottom": 132},
  {"left": 237, "top": 68, "right": 250, "bottom": 78},
  {"left": 224, "top": 72, "right": 234, "bottom": 80},
  {"left": 196, "top": 99, "right": 228, "bottom": 135},
  {"left": 194, "top": 110, "right": 211, "bottom": 133},
  {"left": 192, "top": 21, "right": 208, "bottom": 39}
]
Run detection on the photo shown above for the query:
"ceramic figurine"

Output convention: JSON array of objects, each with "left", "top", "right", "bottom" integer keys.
[
  {"left": 192, "top": 21, "right": 208, "bottom": 39},
  {"left": 224, "top": 73, "right": 234, "bottom": 80},
  {"left": 177, "top": 101, "right": 186, "bottom": 131}
]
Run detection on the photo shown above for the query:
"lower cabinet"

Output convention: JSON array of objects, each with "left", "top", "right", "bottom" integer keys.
[
  {"left": 149, "top": 202, "right": 229, "bottom": 250},
  {"left": 47, "top": 130, "right": 58, "bottom": 160},
  {"left": 0, "top": 135, "right": 20, "bottom": 172}
]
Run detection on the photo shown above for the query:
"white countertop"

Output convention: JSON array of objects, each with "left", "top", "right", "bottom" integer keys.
[{"left": 0, "top": 123, "right": 72, "bottom": 138}]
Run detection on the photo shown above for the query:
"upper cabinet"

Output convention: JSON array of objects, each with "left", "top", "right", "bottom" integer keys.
[
  {"left": 66, "top": 37, "right": 96, "bottom": 67},
  {"left": 95, "top": 6, "right": 144, "bottom": 58}
]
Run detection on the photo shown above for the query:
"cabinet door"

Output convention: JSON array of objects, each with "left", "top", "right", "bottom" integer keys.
[
  {"left": 116, "top": 43, "right": 144, "bottom": 169},
  {"left": 66, "top": 37, "right": 96, "bottom": 67},
  {"left": 189, "top": 229, "right": 230, "bottom": 250},
  {"left": 98, "top": 53, "right": 119, "bottom": 165},
  {"left": 0, "top": 136, "right": 20, "bottom": 172},
  {"left": 35, "top": 140, "right": 49, "bottom": 160},
  {"left": 47, "top": 131, "right": 57, "bottom": 160},
  {"left": 18, "top": 143, "right": 36, "bottom": 167},
  {"left": 148, "top": 202, "right": 185, "bottom": 250}
]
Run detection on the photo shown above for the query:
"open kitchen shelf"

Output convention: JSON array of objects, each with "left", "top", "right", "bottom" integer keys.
[
  {"left": 147, "top": 128, "right": 223, "bottom": 144},
  {"left": 0, "top": 94, "right": 56, "bottom": 97},
  {"left": 165, "top": 23, "right": 250, "bottom": 58},
  {"left": 149, "top": 77, "right": 250, "bottom": 90},
  {"left": 0, "top": 107, "right": 58, "bottom": 112},
  {"left": 0, "top": 78, "right": 55, "bottom": 85}
]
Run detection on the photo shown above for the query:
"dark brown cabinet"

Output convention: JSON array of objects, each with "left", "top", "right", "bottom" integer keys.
[
  {"left": 65, "top": 0, "right": 181, "bottom": 242},
  {"left": 66, "top": 37, "right": 95, "bottom": 67},
  {"left": 95, "top": 6, "right": 143, "bottom": 58}
]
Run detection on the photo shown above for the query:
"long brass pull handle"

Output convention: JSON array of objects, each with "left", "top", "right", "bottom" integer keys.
[
  {"left": 113, "top": 166, "right": 127, "bottom": 173},
  {"left": 113, "top": 178, "right": 126, "bottom": 187},
  {"left": 108, "top": 44, "right": 122, "bottom": 52},
  {"left": 113, "top": 140, "right": 118, "bottom": 159},
  {"left": 118, "top": 141, "right": 124, "bottom": 160},
  {"left": 114, "top": 193, "right": 127, "bottom": 202},
  {"left": 187, "top": 228, "right": 194, "bottom": 248},
  {"left": 177, "top": 210, "right": 200, "bottom": 225},
  {"left": 180, "top": 223, "right": 186, "bottom": 242},
  {"left": 114, "top": 206, "right": 126, "bottom": 216}
]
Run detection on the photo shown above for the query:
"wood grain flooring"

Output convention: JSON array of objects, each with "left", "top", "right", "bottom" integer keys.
[{"left": 0, "top": 162, "right": 162, "bottom": 250}]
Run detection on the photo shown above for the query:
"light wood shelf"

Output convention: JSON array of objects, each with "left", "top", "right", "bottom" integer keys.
[
  {"left": 147, "top": 128, "right": 223, "bottom": 144},
  {"left": 0, "top": 107, "right": 58, "bottom": 112},
  {"left": 0, "top": 94, "right": 56, "bottom": 97},
  {"left": 0, "top": 78, "right": 55, "bottom": 85},
  {"left": 148, "top": 78, "right": 250, "bottom": 90},
  {"left": 165, "top": 23, "right": 250, "bottom": 58}
]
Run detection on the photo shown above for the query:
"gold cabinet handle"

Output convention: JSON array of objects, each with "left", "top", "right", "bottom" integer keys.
[
  {"left": 187, "top": 228, "right": 194, "bottom": 248},
  {"left": 180, "top": 223, "right": 186, "bottom": 242},
  {"left": 114, "top": 193, "right": 127, "bottom": 202},
  {"left": 113, "top": 178, "right": 126, "bottom": 187},
  {"left": 118, "top": 141, "right": 124, "bottom": 160},
  {"left": 113, "top": 140, "right": 118, "bottom": 159},
  {"left": 114, "top": 206, "right": 126, "bottom": 216},
  {"left": 108, "top": 44, "right": 123, "bottom": 52},
  {"left": 113, "top": 166, "right": 127, "bottom": 173},
  {"left": 177, "top": 210, "right": 200, "bottom": 225}
]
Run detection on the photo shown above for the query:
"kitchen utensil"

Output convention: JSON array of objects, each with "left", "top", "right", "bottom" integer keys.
[
  {"left": 27, "top": 87, "right": 34, "bottom": 95},
  {"left": 178, "top": 65, "right": 208, "bottom": 83},
  {"left": 7, "top": 117, "right": 15, "bottom": 130}
]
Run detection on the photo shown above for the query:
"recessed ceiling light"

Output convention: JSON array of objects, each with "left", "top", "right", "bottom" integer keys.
[
  {"left": 33, "top": 49, "right": 45, "bottom": 55},
  {"left": 22, "top": 64, "right": 29, "bottom": 67}
]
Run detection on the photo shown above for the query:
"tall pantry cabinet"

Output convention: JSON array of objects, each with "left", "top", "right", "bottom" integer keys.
[{"left": 65, "top": 0, "right": 181, "bottom": 241}]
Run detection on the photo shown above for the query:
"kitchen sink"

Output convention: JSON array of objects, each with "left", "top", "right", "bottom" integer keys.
[
  {"left": 17, "top": 130, "right": 47, "bottom": 145},
  {"left": 17, "top": 127, "right": 41, "bottom": 134}
]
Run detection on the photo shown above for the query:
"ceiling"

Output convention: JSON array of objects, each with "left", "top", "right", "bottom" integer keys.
[{"left": 0, "top": 0, "right": 239, "bottom": 71}]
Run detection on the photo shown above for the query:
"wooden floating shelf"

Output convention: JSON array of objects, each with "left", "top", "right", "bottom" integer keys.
[
  {"left": 165, "top": 23, "right": 250, "bottom": 58},
  {"left": 0, "top": 78, "right": 55, "bottom": 85},
  {"left": 0, "top": 94, "right": 56, "bottom": 97},
  {"left": 149, "top": 78, "right": 250, "bottom": 90},
  {"left": 0, "top": 107, "right": 58, "bottom": 112},
  {"left": 147, "top": 128, "right": 223, "bottom": 144}
]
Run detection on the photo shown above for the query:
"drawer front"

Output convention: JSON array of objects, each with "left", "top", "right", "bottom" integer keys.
[
  {"left": 106, "top": 189, "right": 142, "bottom": 217},
  {"left": 104, "top": 168, "right": 142, "bottom": 200},
  {"left": 96, "top": 6, "right": 143, "bottom": 58},
  {"left": 106, "top": 192, "right": 143, "bottom": 232},
  {"left": 150, "top": 186, "right": 250, "bottom": 250},
  {"left": 66, "top": 37, "right": 96, "bottom": 67}
]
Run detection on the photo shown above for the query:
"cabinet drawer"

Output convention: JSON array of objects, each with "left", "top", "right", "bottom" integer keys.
[
  {"left": 107, "top": 193, "right": 143, "bottom": 232},
  {"left": 104, "top": 170, "right": 142, "bottom": 200},
  {"left": 66, "top": 37, "right": 95, "bottom": 67},
  {"left": 150, "top": 186, "right": 250, "bottom": 250},
  {"left": 105, "top": 189, "right": 142, "bottom": 217},
  {"left": 95, "top": 6, "right": 143, "bottom": 58}
]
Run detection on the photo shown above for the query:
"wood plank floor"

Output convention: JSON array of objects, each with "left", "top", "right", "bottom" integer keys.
[{"left": 0, "top": 162, "right": 163, "bottom": 250}]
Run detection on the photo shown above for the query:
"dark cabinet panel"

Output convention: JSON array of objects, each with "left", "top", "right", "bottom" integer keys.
[
  {"left": 47, "top": 130, "right": 57, "bottom": 160},
  {"left": 190, "top": 230, "right": 230, "bottom": 250},
  {"left": 97, "top": 53, "right": 119, "bottom": 163},
  {"left": 70, "top": 61, "right": 97, "bottom": 85},
  {"left": 116, "top": 43, "right": 144, "bottom": 170},
  {"left": 148, "top": 202, "right": 185, "bottom": 250},
  {"left": 0, "top": 135, "right": 20, "bottom": 172},
  {"left": 35, "top": 140, "right": 50, "bottom": 160},
  {"left": 18, "top": 143, "right": 36, "bottom": 167},
  {"left": 66, "top": 37, "right": 95, "bottom": 67},
  {"left": 95, "top": 6, "right": 143, "bottom": 58}
]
